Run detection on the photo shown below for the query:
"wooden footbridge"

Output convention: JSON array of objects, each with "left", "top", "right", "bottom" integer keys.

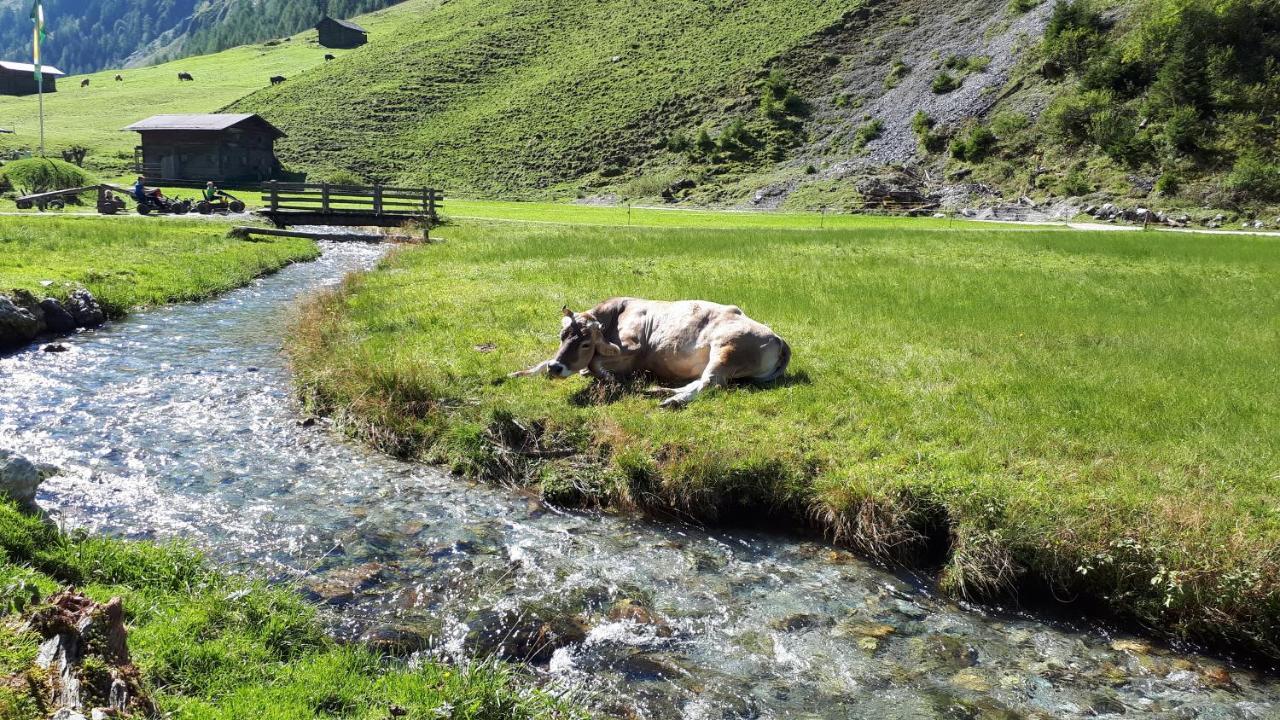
[{"left": 258, "top": 181, "right": 443, "bottom": 231}]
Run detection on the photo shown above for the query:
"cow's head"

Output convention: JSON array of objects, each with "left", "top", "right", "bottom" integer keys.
[{"left": 546, "top": 306, "right": 620, "bottom": 378}]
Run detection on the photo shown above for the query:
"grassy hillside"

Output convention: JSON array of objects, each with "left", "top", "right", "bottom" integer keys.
[
  {"left": 291, "top": 219, "right": 1280, "bottom": 658},
  {"left": 232, "top": 0, "right": 870, "bottom": 196}
]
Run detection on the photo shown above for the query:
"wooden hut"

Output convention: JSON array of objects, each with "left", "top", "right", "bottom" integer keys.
[
  {"left": 0, "top": 61, "right": 64, "bottom": 96},
  {"left": 124, "top": 114, "right": 286, "bottom": 183},
  {"left": 316, "top": 16, "right": 368, "bottom": 48}
]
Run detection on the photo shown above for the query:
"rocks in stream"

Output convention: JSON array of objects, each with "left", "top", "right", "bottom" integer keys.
[
  {"left": 28, "top": 589, "right": 154, "bottom": 718},
  {"left": 0, "top": 288, "right": 105, "bottom": 351}
]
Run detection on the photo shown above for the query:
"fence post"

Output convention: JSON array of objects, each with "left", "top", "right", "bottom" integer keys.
[
  {"left": 321, "top": 182, "right": 330, "bottom": 213},
  {"left": 374, "top": 186, "right": 383, "bottom": 215},
  {"left": 267, "top": 181, "right": 278, "bottom": 213}
]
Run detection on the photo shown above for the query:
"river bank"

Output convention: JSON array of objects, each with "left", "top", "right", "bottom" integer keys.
[
  {"left": 4, "top": 240, "right": 1277, "bottom": 718},
  {"left": 287, "top": 220, "right": 1280, "bottom": 663},
  {"left": 0, "top": 216, "right": 317, "bottom": 350}
]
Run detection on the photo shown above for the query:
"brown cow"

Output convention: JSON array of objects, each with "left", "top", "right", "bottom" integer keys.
[
  {"left": 324, "top": 54, "right": 336, "bottom": 61},
  {"left": 270, "top": 75, "right": 286, "bottom": 85},
  {"left": 80, "top": 78, "right": 89, "bottom": 88},
  {"left": 510, "top": 298, "right": 791, "bottom": 407},
  {"left": 178, "top": 72, "right": 194, "bottom": 81},
  {"left": 115, "top": 74, "right": 123, "bottom": 81}
]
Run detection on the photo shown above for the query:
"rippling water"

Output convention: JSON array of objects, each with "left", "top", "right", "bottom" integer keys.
[{"left": 1, "top": 242, "right": 1276, "bottom": 719}]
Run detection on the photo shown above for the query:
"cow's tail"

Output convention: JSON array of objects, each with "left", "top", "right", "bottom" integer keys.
[{"left": 755, "top": 336, "right": 791, "bottom": 384}]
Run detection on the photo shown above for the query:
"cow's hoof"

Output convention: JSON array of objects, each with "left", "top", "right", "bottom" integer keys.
[
  {"left": 660, "top": 395, "right": 691, "bottom": 409},
  {"left": 646, "top": 386, "right": 677, "bottom": 396}
]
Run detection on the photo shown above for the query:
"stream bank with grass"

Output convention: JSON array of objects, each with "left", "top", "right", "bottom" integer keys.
[
  {"left": 289, "top": 219, "right": 1280, "bottom": 662},
  {"left": 0, "top": 216, "right": 317, "bottom": 350}
]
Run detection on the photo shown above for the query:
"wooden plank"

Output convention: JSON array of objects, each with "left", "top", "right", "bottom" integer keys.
[{"left": 230, "top": 226, "right": 387, "bottom": 242}]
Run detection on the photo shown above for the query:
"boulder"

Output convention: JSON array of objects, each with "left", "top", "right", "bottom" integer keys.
[
  {"left": 65, "top": 290, "right": 105, "bottom": 328},
  {"left": 0, "top": 294, "right": 42, "bottom": 348},
  {"left": 0, "top": 449, "right": 48, "bottom": 510},
  {"left": 40, "top": 298, "right": 77, "bottom": 333}
]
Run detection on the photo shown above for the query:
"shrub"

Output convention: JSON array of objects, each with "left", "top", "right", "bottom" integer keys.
[
  {"left": 1160, "top": 106, "right": 1202, "bottom": 154},
  {"left": 324, "top": 170, "right": 363, "bottom": 186},
  {"left": 666, "top": 131, "right": 693, "bottom": 154},
  {"left": 884, "top": 60, "right": 911, "bottom": 89},
  {"left": 932, "top": 72, "right": 960, "bottom": 94},
  {"left": 1154, "top": 171, "right": 1181, "bottom": 196},
  {"left": 760, "top": 69, "right": 807, "bottom": 120},
  {"left": 0, "top": 158, "right": 97, "bottom": 195},
  {"left": 694, "top": 128, "right": 716, "bottom": 157},
  {"left": 1041, "top": 0, "right": 1105, "bottom": 73},
  {"left": 991, "top": 112, "right": 1030, "bottom": 135},
  {"left": 898, "top": 14, "right": 918, "bottom": 26},
  {"left": 911, "top": 111, "right": 934, "bottom": 137},
  {"left": 1059, "top": 169, "right": 1091, "bottom": 196},
  {"left": 1009, "top": 0, "right": 1040, "bottom": 13},
  {"left": 949, "top": 124, "right": 998, "bottom": 162},
  {"left": 1226, "top": 152, "right": 1280, "bottom": 201},
  {"left": 1044, "top": 89, "right": 1112, "bottom": 141},
  {"left": 911, "top": 111, "right": 948, "bottom": 154},
  {"left": 1087, "top": 107, "right": 1140, "bottom": 164},
  {"left": 852, "top": 119, "right": 884, "bottom": 151}
]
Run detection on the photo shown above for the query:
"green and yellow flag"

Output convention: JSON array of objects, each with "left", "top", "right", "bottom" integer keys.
[{"left": 30, "top": 0, "right": 45, "bottom": 80}]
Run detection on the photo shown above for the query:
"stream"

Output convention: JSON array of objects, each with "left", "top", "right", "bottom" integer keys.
[{"left": 0, "top": 242, "right": 1276, "bottom": 719}]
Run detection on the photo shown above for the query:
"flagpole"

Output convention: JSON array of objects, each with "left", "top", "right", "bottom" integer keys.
[{"left": 37, "top": 70, "right": 44, "bottom": 157}]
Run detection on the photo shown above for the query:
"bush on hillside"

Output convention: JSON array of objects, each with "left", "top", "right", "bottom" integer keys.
[
  {"left": 1226, "top": 152, "right": 1280, "bottom": 201},
  {"left": 0, "top": 158, "right": 97, "bottom": 195},
  {"left": 949, "top": 124, "right": 998, "bottom": 162},
  {"left": 759, "top": 69, "right": 808, "bottom": 121},
  {"left": 932, "top": 72, "right": 960, "bottom": 94},
  {"left": 1041, "top": 0, "right": 1105, "bottom": 73},
  {"left": 852, "top": 119, "right": 884, "bottom": 151}
]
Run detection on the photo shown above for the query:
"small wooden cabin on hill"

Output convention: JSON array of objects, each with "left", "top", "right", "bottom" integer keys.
[
  {"left": 316, "top": 16, "right": 368, "bottom": 48},
  {"left": 0, "top": 61, "right": 64, "bottom": 96},
  {"left": 124, "top": 114, "right": 285, "bottom": 183}
]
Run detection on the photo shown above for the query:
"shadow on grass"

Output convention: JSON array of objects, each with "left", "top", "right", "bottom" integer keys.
[{"left": 568, "top": 369, "right": 812, "bottom": 407}]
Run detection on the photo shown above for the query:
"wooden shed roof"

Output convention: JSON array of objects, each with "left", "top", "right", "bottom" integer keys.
[
  {"left": 319, "top": 16, "right": 368, "bottom": 33},
  {"left": 0, "top": 61, "right": 65, "bottom": 76},
  {"left": 123, "top": 113, "right": 286, "bottom": 138}
]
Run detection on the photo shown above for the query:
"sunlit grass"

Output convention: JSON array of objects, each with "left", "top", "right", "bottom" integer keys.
[
  {"left": 0, "top": 216, "right": 317, "bottom": 316},
  {"left": 290, "top": 220, "right": 1280, "bottom": 657}
]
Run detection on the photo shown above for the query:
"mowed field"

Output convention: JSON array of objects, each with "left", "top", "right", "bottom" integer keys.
[{"left": 291, "top": 220, "right": 1280, "bottom": 656}]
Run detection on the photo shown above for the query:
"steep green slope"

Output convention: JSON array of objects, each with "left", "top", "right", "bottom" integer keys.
[{"left": 233, "top": 0, "right": 867, "bottom": 197}]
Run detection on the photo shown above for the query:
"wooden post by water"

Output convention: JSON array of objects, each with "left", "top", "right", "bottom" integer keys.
[{"left": 321, "top": 182, "right": 331, "bottom": 213}]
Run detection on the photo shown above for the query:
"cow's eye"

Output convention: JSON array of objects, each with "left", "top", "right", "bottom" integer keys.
[{"left": 580, "top": 342, "right": 591, "bottom": 348}]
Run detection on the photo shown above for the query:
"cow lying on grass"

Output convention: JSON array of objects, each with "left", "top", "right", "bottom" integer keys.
[{"left": 510, "top": 297, "right": 790, "bottom": 407}]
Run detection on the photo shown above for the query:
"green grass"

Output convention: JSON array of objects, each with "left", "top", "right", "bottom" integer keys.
[
  {"left": 290, "top": 220, "right": 1280, "bottom": 658},
  {"left": 0, "top": 216, "right": 318, "bottom": 317},
  {"left": 0, "top": 501, "right": 585, "bottom": 719},
  {"left": 231, "top": 0, "right": 865, "bottom": 195}
]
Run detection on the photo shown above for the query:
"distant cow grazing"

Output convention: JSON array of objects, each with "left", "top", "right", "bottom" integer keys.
[
  {"left": 80, "top": 78, "right": 89, "bottom": 88},
  {"left": 270, "top": 75, "right": 286, "bottom": 85},
  {"left": 324, "top": 54, "right": 335, "bottom": 61},
  {"left": 114, "top": 74, "right": 123, "bottom": 82},
  {"left": 510, "top": 298, "right": 791, "bottom": 407},
  {"left": 178, "top": 72, "right": 194, "bottom": 82}
]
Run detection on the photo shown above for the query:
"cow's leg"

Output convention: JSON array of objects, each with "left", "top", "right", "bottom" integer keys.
[
  {"left": 660, "top": 347, "right": 733, "bottom": 408},
  {"left": 584, "top": 356, "right": 616, "bottom": 383},
  {"left": 509, "top": 360, "right": 552, "bottom": 378}
]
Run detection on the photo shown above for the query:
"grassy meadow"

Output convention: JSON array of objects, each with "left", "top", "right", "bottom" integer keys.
[
  {"left": 290, "top": 220, "right": 1280, "bottom": 657},
  {"left": 0, "top": 501, "right": 583, "bottom": 718},
  {"left": 0, "top": 216, "right": 317, "bottom": 317},
  {"left": 0, "top": 24, "right": 348, "bottom": 177}
]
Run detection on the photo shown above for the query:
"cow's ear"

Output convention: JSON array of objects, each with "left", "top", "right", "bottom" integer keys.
[
  {"left": 562, "top": 305, "right": 574, "bottom": 318},
  {"left": 561, "top": 315, "right": 574, "bottom": 329},
  {"left": 596, "top": 339, "right": 622, "bottom": 356}
]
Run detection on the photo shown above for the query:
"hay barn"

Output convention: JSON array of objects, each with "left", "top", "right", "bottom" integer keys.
[{"left": 125, "top": 113, "right": 285, "bottom": 183}]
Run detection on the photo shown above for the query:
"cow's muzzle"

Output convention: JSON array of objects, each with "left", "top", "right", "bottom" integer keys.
[{"left": 547, "top": 361, "right": 573, "bottom": 378}]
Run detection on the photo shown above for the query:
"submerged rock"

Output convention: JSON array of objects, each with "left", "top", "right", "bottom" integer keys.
[{"left": 465, "top": 605, "right": 590, "bottom": 664}]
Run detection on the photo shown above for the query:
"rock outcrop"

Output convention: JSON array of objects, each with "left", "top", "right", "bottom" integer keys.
[{"left": 0, "top": 288, "right": 106, "bottom": 351}]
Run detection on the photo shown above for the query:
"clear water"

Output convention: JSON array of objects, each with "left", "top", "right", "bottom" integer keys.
[{"left": 1, "top": 243, "right": 1276, "bottom": 719}]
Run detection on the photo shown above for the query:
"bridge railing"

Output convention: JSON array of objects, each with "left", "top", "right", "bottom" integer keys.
[{"left": 260, "top": 181, "right": 443, "bottom": 221}]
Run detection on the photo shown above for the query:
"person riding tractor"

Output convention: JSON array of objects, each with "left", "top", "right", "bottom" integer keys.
[{"left": 132, "top": 177, "right": 190, "bottom": 215}]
